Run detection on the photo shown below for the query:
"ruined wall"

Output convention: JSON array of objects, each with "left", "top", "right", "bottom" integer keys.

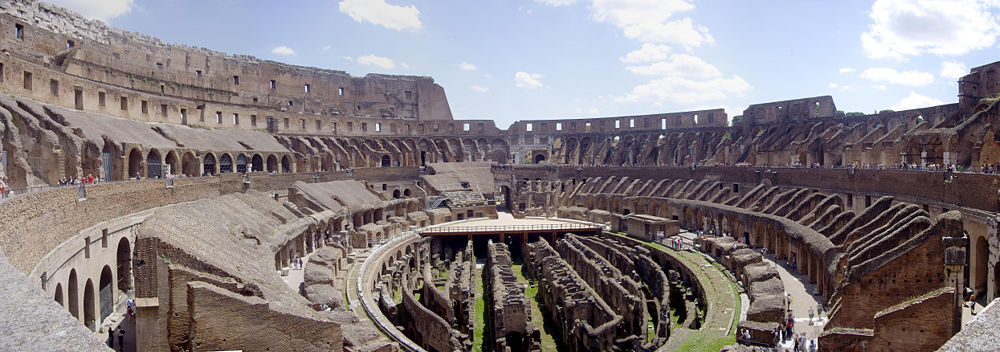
[
  {"left": 524, "top": 239, "right": 620, "bottom": 351},
  {"left": 187, "top": 281, "right": 342, "bottom": 352},
  {"left": 398, "top": 290, "right": 462, "bottom": 352},
  {"left": 0, "top": 0, "right": 453, "bottom": 121},
  {"left": 556, "top": 235, "right": 646, "bottom": 338},
  {"left": 484, "top": 240, "right": 537, "bottom": 351}
]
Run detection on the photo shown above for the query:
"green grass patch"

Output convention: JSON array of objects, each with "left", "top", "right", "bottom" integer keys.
[
  {"left": 472, "top": 266, "right": 486, "bottom": 351},
  {"left": 512, "top": 263, "right": 559, "bottom": 351}
]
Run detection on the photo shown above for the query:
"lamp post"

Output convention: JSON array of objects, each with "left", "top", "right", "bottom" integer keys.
[{"left": 943, "top": 235, "right": 968, "bottom": 335}]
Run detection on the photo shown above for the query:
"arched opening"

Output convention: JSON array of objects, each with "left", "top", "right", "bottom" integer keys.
[
  {"left": 381, "top": 155, "right": 391, "bottom": 167},
  {"left": 235, "top": 154, "right": 248, "bottom": 173},
  {"left": 99, "top": 265, "right": 114, "bottom": 322},
  {"left": 54, "top": 283, "right": 64, "bottom": 306},
  {"left": 975, "top": 236, "right": 989, "bottom": 295},
  {"left": 219, "top": 154, "right": 233, "bottom": 173},
  {"left": 164, "top": 151, "right": 179, "bottom": 175},
  {"left": 393, "top": 189, "right": 401, "bottom": 199},
  {"left": 534, "top": 154, "right": 546, "bottom": 164},
  {"left": 117, "top": 237, "right": 131, "bottom": 293},
  {"left": 146, "top": 149, "right": 163, "bottom": 179},
  {"left": 127, "top": 148, "right": 143, "bottom": 179},
  {"left": 83, "top": 279, "right": 96, "bottom": 331},
  {"left": 403, "top": 188, "right": 412, "bottom": 197},
  {"left": 202, "top": 153, "right": 217, "bottom": 176},
  {"left": 281, "top": 155, "right": 291, "bottom": 173},
  {"left": 267, "top": 155, "right": 278, "bottom": 173},
  {"left": 251, "top": 154, "right": 264, "bottom": 172},
  {"left": 181, "top": 152, "right": 199, "bottom": 177},
  {"left": 68, "top": 269, "right": 79, "bottom": 319}
]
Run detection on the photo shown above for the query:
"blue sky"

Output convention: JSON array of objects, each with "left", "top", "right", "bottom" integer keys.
[{"left": 49, "top": 0, "right": 1000, "bottom": 128}]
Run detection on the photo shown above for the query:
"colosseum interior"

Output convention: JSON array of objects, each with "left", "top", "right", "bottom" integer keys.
[{"left": 1, "top": 1, "right": 1000, "bottom": 351}]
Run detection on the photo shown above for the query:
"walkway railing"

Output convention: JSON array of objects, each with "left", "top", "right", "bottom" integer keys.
[{"left": 419, "top": 222, "right": 600, "bottom": 234}]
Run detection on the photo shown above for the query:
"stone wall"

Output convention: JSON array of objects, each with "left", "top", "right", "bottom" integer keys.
[
  {"left": 485, "top": 240, "right": 538, "bottom": 351},
  {"left": 187, "top": 281, "right": 342, "bottom": 351},
  {"left": 524, "top": 239, "right": 620, "bottom": 351}
]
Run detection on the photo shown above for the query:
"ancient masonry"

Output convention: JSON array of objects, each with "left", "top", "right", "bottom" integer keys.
[
  {"left": 2, "top": 0, "right": 1000, "bottom": 351},
  {"left": 484, "top": 240, "right": 539, "bottom": 351}
]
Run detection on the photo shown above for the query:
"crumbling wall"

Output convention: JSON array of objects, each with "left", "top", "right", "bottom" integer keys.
[
  {"left": 187, "top": 281, "right": 342, "bottom": 351},
  {"left": 524, "top": 239, "right": 620, "bottom": 352},
  {"left": 398, "top": 290, "right": 462, "bottom": 352},
  {"left": 485, "top": 240, "right": 539, "bottom": 351}
]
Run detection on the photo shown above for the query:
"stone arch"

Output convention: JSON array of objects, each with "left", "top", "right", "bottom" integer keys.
[
  {"left": 54, "top": 283, "right": 64, "bottom": 306},
  {"left": 404, "top": 188, "right": 412, "bottom": 197},
  {"left": 68, "top": 269, "right": 79, "bottom": 319},
  {"left": 381, "top": 155, "right": 391, "bottom": 167},
  {"left": 393, "top": 189, "right": 401, "bottom": 199},
  {"left": 235, "top": 154, "right": 248, "bottom": 173},
  {"left": 164, "top": 150, "right": 180, "bottom": 175},
  {"left": 203, "top": 153, "right": 217, "bottom": 175},
  {"left": 117, "top": 237, "right": 131, "bottom": 293},
  {"left": 975, "top": 235, "right": 989, "bottom": 295},
  {"left": 99, "top": 265, "right": 114, "bottom": 322},
  {"left": 267, "top": 154, "right": 279, "bottom": 173},
  {"left": 219, "top": 153, "right": 234, "bottom": 173},
  {"left": 251, "top": 154, "right": 264, "bottom": 172},
  {"left": 181, "top": 152, "right": 199, "bottom": 176},
  {"left": 281, "top": 155, "right": 292, "bottom": 173},
  {"left": 127, "top": 148, "right": 143, "bottom": 179},
  {"left": 80, "top": 141, "right": 101, "bottom": 181},
  {"left": 83, "top": 279, "right": 96, "bottom": 330},
  {"left": 146, "top": 149, "right": 163, "bottom": 178},
  {"left": 101, "top": 142, "right": 123, "bottom": 181}
]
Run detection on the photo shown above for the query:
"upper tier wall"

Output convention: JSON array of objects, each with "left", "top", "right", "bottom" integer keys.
[{"left": 0, "top": 1, "right": 453, "bottom": 121}]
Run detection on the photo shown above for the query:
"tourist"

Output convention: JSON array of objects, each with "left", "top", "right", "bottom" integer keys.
[
  {"left": 106, "top": 327, "right": 114, "bottom": 348},
  {"left": 742, "top": 328, "right": 751, "bottom": 341},
  {"left": 793, "top": 333, "right": 800, "bottom": 351},
  {"left": 970, "top": 292, "right": 976, "bottom": 314},
  {"left": 117, "top": 326, "right": 125, "bottom": 351},
  {"left": 808, "top": 307, "right": 814, "bottom": 323}
]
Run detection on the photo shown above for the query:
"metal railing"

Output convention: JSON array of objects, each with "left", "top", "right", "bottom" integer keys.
[{"left": 419, "top": 222, "right": 600, "bottom": 234}]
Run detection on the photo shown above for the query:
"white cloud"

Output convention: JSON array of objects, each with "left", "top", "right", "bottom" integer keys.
[
  {"left": 889, "top": 92, "right": 944, "bottom": 110},
  {"left": 271, "top": 46, "right": 296, "bottom": 56},
  {"left": 459, "top": 62, "right": 478, "bottom": 71},
  {"left": 338, "top": 0, "right": 422, "bottom": 31},
  {"left": 614, "top": 75, "right": 751, "bottom": 104},
  {"left": 871, "top": 85, "right": 888, "bottom": 90},
  {"left": 861, "top": 0, "right": 1000, "bottom": 59},
  {"left": 839, "top": 67, "right": 856, "bottom": 73},
  {"left": 483, "top": 74, "right": 494, "bottom": 79},
  {"left": 356, "top": 54, "right": 396, "bottom": 69},
  {"left": 46, "top": 0, "right": 134, "bottom": 21},
  {"left": 575, "top": 107, "right": 600, "bottom": 115},
  {"left": 828, "top": 82, "right": 852, "bottom": 90},
  {"left": 591, "top": 0, "right": 713, "bottom": 48},
  {"left": 536, "top": 0, "right": 581, "bottom": 6},
  {"left": 625, "top": 54, "right": 721, "bottom": 78},
  {"left": 322, "top": 45, "right": 332, "bottom": 51},
  {"left": 620, "top": 43, "right": 673, "bottom": 63},
  {"left": 515, "top": 72, "right": 544, "bottom": 89},
  {"left": 859, "top": 67, "right": 935, "bottom": 86},
  {"left": 342, "top": 56, "right": 354, "bottom": 61},
  {"left": 940, "top": 61, "right": 968, "bottom": 79},
  {"left": 401, "top": 62, "right": 409, "bottom": 69},
  {"left": 471, "top": 86, "right": 490, "bottom": 93}
]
